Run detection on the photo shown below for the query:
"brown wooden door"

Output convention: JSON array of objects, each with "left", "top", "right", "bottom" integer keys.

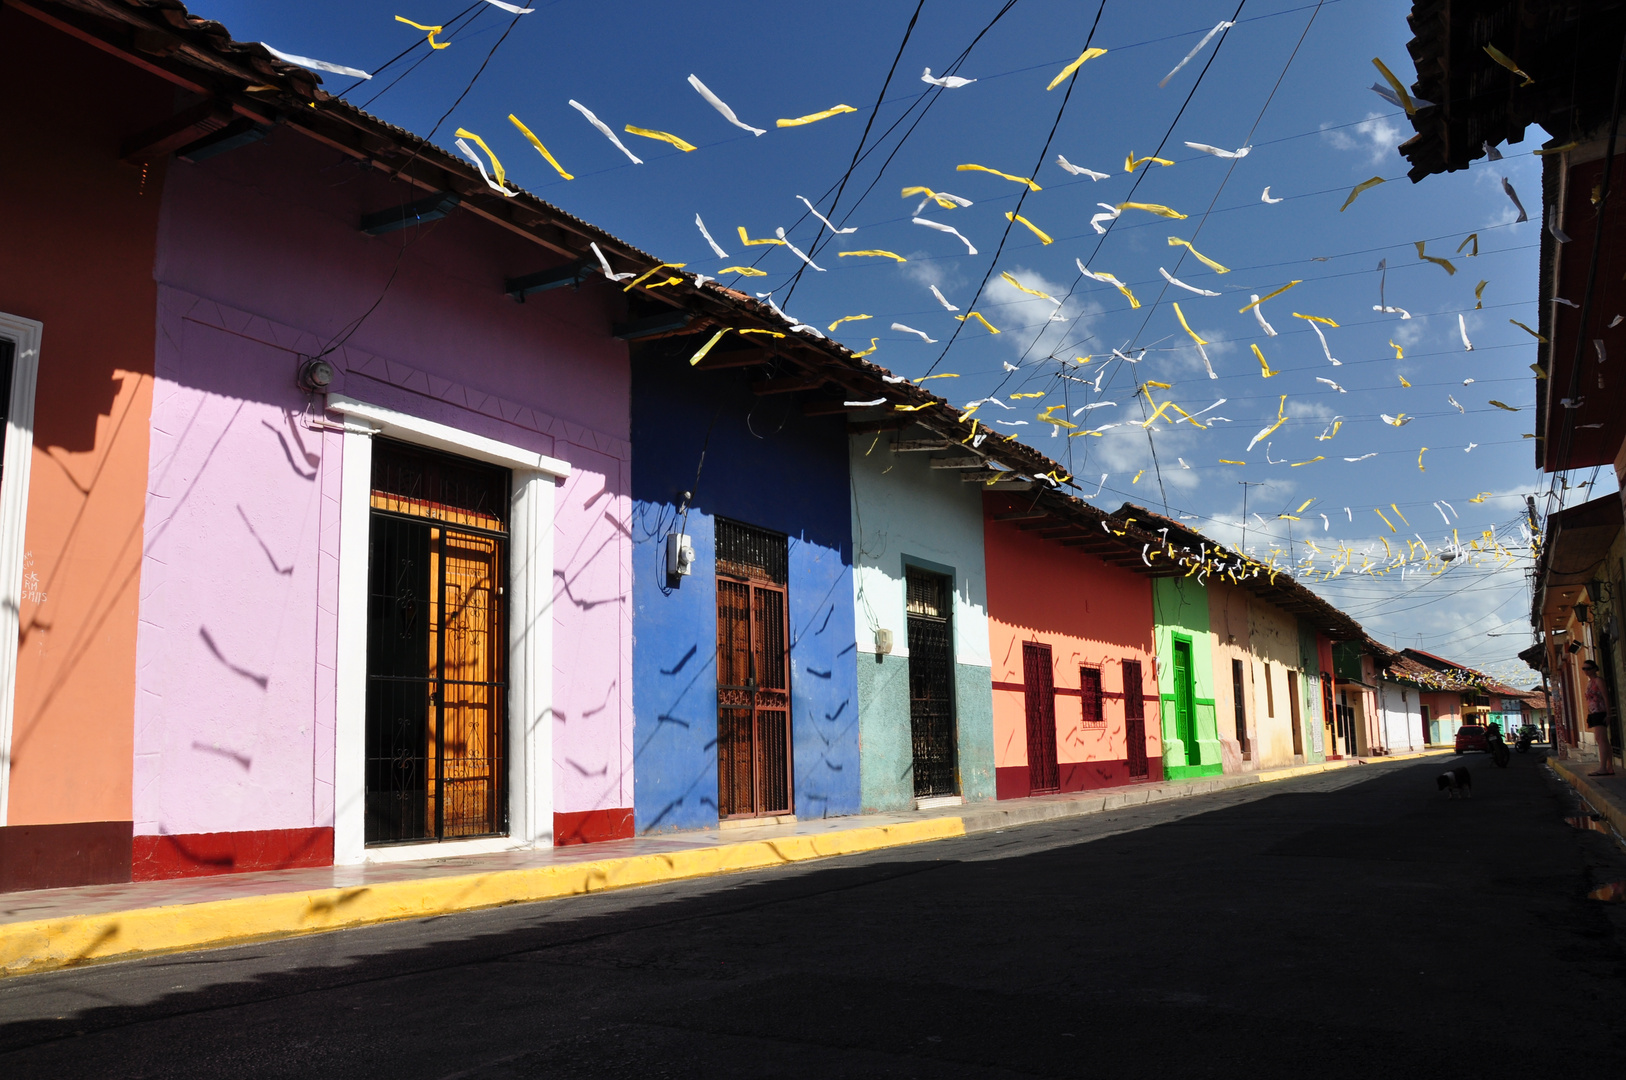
[
  {"left": 1023, "top": 642, "right": 1060, "bottom": 794},
  {"left": 1123, "top": 659, "right": 1149, "bottom": 778},
  {"left": 715, "top": 522, "right": 792, "bottom": 819}
]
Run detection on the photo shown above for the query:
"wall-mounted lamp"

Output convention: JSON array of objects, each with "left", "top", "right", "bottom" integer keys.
[
  {"left": 296, "top": 355, "right": 335, "bottom": 393},
  {"left": 1585, "top": 580, "right": 1608, "bottom": 603},
  {"left": 1574, "top": 601, "right": 1591, "bottom": 624}
]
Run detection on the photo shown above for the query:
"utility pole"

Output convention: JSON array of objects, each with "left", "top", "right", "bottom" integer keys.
[{"left": 1239, "top": 481, "right": 1262, "bottom": 552}]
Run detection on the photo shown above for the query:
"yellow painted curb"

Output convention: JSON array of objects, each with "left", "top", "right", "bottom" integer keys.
[
  {"left": 1551, "top": 757, "right": 1626, "bottom": 838},
  {"left": 0, "top": 816, "right": 966, "bottom": 978}
]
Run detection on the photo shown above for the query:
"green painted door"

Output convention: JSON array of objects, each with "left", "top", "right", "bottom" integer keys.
[{"left": 1174, "top": 638, "right": 1196, "bottom": 765}]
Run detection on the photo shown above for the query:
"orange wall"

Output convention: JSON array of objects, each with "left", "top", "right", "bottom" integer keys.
[
  {"left": 983, "top": 495, "right": 1160, "bottom": 792},
  {"left": 0, "top": 11, "right": 164, "bottom": 825}
]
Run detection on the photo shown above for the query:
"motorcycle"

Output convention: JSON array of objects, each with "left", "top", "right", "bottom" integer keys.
[
  {"left": 1515, "top": 731, "right": 1534, "bottom": 754},
  {"left": 1489, "top": 729, "right": 1511, "bottom": 768}
]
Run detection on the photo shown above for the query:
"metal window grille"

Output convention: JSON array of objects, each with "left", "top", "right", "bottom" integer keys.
[
  {"left": 1022, "top": 642, "right": 1060, "bottom": 794},
  {"left": 715, "top": 520, "right": 792, "bottom": 818},
  {"left": 0, "top": 339, "right": 12, "bottom": 484},
  {"left": 1079, "top": 666, "right": 1104, "bottom": 725},
  {"left": 1123, "top": 659, "right": 1148, "bottom": 778},
  {"left": 906, "top": 567, "right": 957, "bottom": 798},
  {"left": 364, "top": 441, "right": 510, "bottom": 845}
]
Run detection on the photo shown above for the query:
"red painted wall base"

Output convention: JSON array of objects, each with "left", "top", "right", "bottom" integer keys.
[
  {"left": 554, "top": 808, "right": 634, "bottom": 846},
  {"left": 995, "top": 758, "right": 1166, "bottom": 800},
  {"left": 0, "top": 821, "right": 132, "bottom": 892},
  {"left": 131, "top": 827, "right": 334, "bottom": 881}
]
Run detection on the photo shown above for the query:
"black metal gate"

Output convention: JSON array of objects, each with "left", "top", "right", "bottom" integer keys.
[
  {"left": 715, "top": 520, "right": 793, "bottom": 819},
  {"left": 906, "top": 568, "right": 957, "bottom": 798},
  {"left": 364, "top": 440, "right": 509, "bottom": 844}
]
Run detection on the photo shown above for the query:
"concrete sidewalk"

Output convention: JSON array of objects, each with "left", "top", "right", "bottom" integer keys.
[
  {"left": 0, "top": 748, "right": 1448, "bottom": 978},
  {"left": 1549, "top": 750, "right": 1626, "bottom": 839}
]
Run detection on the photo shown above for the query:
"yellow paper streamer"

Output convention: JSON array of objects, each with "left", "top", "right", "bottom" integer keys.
[
  {"left": 623, "top": 262, "right": 686, "bottom": 292},
  {"left": 1000, "top": 273, "right": 1054, "bottom": 301},
  {"left": 1010, "top": 391, "right": 1046, "bottom": 399},
  {"left": 1125, "top": 151, "right": 1175, "bottom": 172},
  {"left": 1117, "top": 201, "right": 1188, "bottom": 220},
  {"left": 1374, "top": 507, "right": 1397, "bottom": 532},
  {"left": 1172, "top": 302, "right": 1208, "bottom": 345},
  {"left": 396, "top": 15, "right": 449, "bottom": 48},
  {"left": 1390, "top": 503, "right": 1410, "bottom": 527},
  {"left": 1006, "top": 212, "right": 1053, "bottom": 244},
  {"left": 838, "top": 250, "right": 907, "bottom": 262},
  {"left": 1483, "top": 43, "right": 1534, "bottom": 86},
  {"left": 894, "top": 403, "right": 934, "bottom": 412},
  {"left": 915, "top": 373, "right": 960, "bottom": 382},
  {"left": 901, "top": 187, "right": 965, "bottom": 210},
  {"left": 1219, "top": 459, "right": 1246, "bottom": 466},
  {"left": 1509, "top": 318, "right": 1547, "bottom": 342},
  {"left": 1534, "top": 142, "right": 1578, "bottom": 156},
  {"left": 1166, "top": 237, "right": 1229, "bottom": 273},
  {"left": 828, "top": 314, "right": 872, "bottom": 332},
  {"left": 1252, "top": 343, "right": 1278, "bottom": 377},
  {"left": 1398, "top": 374, "right": 1411, "bottom": 387},
  {"left": 1415, "top": 240, "right": 1457, "bottom": 275},
  {"left": 1296, "top": 498, "right": 1316, "bottom": 513},
  {"left": 1238, "top": 280, "right": 1301, "bottom": 313},
  {"left": 738, "top": 328, "right": 785, "bottom": 337},
  {"left": 853, "top": 338, "right": 880, "bottom": 358},
  {"left": 956, "top": 311, "right": 1001, "bottom": 334},
  {"left": 1292, "top": 313, "right": 1340, "bottom": 327},
  {"left": 1371, "top": 57, "right": 1419, "bottom": 115},
  {"left": 1132, "top": 469, "right": 1145, "bottom": 484},
  {"left": 956, "top": 163, "right": 1041, "bottom": 191},
  {"left": 1037, "top": 405, "right": 1076, "bottom": 429},
  {"left": 1383, "top": 413, "right": 1408, "bottom": 426},
  {"left": 737, "top": 227, "right": 785, "bottom": 247},
  {"left": 454, "top": 127, "right": 508, "bottom": 187},
  {"left": 1417, "top": 447, "right": 1428, "bottom": 471},
  {"left": 1339, "top": 176, "right": 1385, "bottom": 212},
  {"left": 1474, "top": 280, "right": 1488, "bottom": 308},
  {"left": 777, "top": 104, "right": 857, "bottom": 127},
  {"left": 688, "top": 328, "right": 729, "bottom": 366},
  {"left": 1488, "top": 399, "right": 1520, "bottom": 412},
  {"left": 1469, "top": 492, "right": 1492, "bottom": 503},
  {"left": 717, "top": 266, "right": 768, "bottom": 276},
  {"left": 1390, "top": 340, "right": 1403, "bottom": 359},
  {"left": 1457, "top": 233, "right": 1480, "bottom": 256},
  {"left": 623, "top": 125, "right": 697, "bottom": 152},
  {"left": 508, "top": 114, "right": 573, "bottom": 180},
  {"left": 1047, "top": 46, "right": 1108, "bottom": 90}
]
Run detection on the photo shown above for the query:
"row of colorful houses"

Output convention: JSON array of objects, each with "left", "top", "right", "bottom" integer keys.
[{"left": 0, "top": 0, "right": 1524, "bottom": 894}]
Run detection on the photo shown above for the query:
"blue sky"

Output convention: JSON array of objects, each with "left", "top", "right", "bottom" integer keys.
[{"left": 205, "top": 0, "right": 1576, "bottom": 681}]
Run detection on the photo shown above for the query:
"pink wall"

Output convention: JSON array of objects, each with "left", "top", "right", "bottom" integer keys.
[{"left": 135, "top": 128, "right": 632, "bottom": 846}]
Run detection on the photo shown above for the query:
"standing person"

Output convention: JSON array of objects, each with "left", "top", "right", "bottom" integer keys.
[{"left": 1584, "top": 660, "right": 1616, "bottom": 776}]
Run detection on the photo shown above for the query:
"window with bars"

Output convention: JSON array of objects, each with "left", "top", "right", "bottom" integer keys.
[
  {"left": 1231, "top": 658, "right": 1250, "bottom": 758},
  {"left": 1079, "top": 666, "right": 1104, "bottom": 725}
]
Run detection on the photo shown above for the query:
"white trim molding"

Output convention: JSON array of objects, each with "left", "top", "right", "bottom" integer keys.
[
  {"left": 326, "top": 393, "right": 562, "bottom": 864},
  {"left": 0, "top": 313, "right": 40, "bottom": 827}
]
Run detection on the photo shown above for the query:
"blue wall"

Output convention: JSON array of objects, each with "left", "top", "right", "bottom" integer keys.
[{"left": 631, "top": 352, "right": 858, "bottom": 833}]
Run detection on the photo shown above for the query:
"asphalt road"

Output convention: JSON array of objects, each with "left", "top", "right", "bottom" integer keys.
[{"left": 3, "top": 753, "right": 1625, "bottom": 1079}]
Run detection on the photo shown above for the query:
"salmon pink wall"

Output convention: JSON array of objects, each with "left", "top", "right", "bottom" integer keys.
[
  {"left": 982, "top": 496, "right": 1161, "bottom": 798},
  {"left": 134, "top": 127, "right": 631, "bottom": 857},
  {"left": 0, "top": 11, "right": 168, "bottom": 837}
]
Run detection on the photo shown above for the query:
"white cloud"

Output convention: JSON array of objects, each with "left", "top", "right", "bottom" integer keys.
[{"left": 1321, "top": 112, "right": 1404, "bottom": 166}]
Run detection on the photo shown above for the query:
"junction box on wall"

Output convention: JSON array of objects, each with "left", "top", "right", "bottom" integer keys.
[{"left": 666, "top": 532, "right": 694, "bottom": 579}]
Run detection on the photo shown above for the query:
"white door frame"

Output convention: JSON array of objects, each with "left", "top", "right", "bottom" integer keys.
[
  {"left": 326, "top": 393, "right": 569, "bottom": 865},
  {"left": 0, "top": 313, "right": 40, "bottom": 827}
]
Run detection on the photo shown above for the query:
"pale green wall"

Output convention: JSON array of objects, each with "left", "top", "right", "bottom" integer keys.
[{"left": 1153, "top": 577, "right": 1221, "bottom": 778}]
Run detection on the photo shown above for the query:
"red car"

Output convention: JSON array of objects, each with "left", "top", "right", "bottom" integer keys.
[{"left": 1455, "top": 724, "right": 1489, "bottom": 754}]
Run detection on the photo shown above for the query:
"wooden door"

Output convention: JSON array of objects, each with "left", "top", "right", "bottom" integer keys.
[
  {"left": 1123, "top": 659, "right": 1149, "bottom": 778},
  {"left": 1023, "top": 642, "right": 1060, "bottom": 794},
  {"left": 1173, "top": 638, "right": 1196, "bottom": 766},
  {"left": 1287, "top": 670, "right": 1304, "bottom": 756},
  {"left": 715, "top": 521, "right": 792, "bottom": 819}
]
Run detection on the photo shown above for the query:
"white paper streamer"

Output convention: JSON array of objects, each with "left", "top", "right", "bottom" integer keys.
[
  {"left": 590, "top": 242, "right": 634, "bottom": 281},
  {"left": 1072, "top": 402, "right": 1117, "bottom": 416},
  {"left": 1553, "top": 298, "right": 1579, "bottom": 308},
  {"left": 1316, "top": 377, "right": 1346, "bottom": 392},
  {"left": 1056, "top": 155, "right": 1109, "bottom": 180},
  {"left": 1597, "top": 339, "right": 1608, "bottom": 364},
  {"left": 695, "top": 214, "right": 728, "bottom": 258},
  {"left": 1109, "top": 347, "right": 1141, "bottom": 364},
  {"left": 1159, "top": 267, "right": 1220, "bottom": 296},
  {"left": 796, "top": 195, "right": 857, "bottom": 235},
  {"left": 482, "top": 0, "right": 537, "bottom": 12},
  {"left": 1465, "top": 442, "right": 1478, "bottom": 452},
  {"left": 1160, "top": 21, "right": 1233, "bottom": 88},
  {"left": 1184, "top": 141, "right": 1250, "bottom": 159},
  {"left": 1003, "top": 361, "right": 1020, "bottom": 372},
  {"left": 455, "top": 138, "right": 516, "bottom": 197},
  {"left": 912, "top": 191, "right": 973, "bottom": 215},
  {"left": 1500, "top": 177, "right": 1529, "bottom": 222},
  {"left": 569, "top": 100, "right": 643, "bottom": 163},
  {"left": 687, "top": 75, "right": 765, "bottom": 136},
  {"left": 261, "top": 44, "right": 372, "bottom": 79},
  {"left": 1320, "top": 514, "right": 1330, "bottom": 531},
  {"left": 1547, "top": 204, "right": 1571, "bottom": 243},
  {"left": 1178, "top": 458, "right": 1192, "bottom": 469},
  {"left": 891, "top": 322, "right": 937, "bottom": 343},
  {"left": 930, "top": 285, "right": 960, "bottom": 311},
  {"left": 1261, "top": 187, "right": 1283, "bottom": 204},
  {"left": 1085, "top": 474, "right": 1108, "bottom": 499},
  {"left": 1372, "top": 305, "right": 1413, "bottom": 319},
  {"left": 921, "top": 67, "right": 976, "bottom": 88},
  {"left": 1380, "top": 413, "right": 1412, "bottom": 426},
  {"left": 1251, "top": 296, "right": 1278, "bottom": 336},
  {"left": 845, "top": 398, "right": 887, "bottom": 407},
  {"left": 1089, "top": 202, "right": 1121, "bottom": 235},
  {"left": 912, "top": 217, "right": 977, "bottom": 254},
  {"left": 1458, "top": 312, "right": 1474, "bottom": 350},
  {"left": 1611, "top": 315, "right": 1624, "bottom": 328},
  {"left": 1448, "top": 395, "right": 1464, "bottom": 413},
  {"left": 996, "top": 420, "right": 1029, "bottom": 426},
  {"left": 1463, "top": 378, "right": 1475, "bottom": 384},
  {"left": 1308, "top": 320, "right": 1340, "bottom": 365},
  {"left": 1483, "top": 140, "right": 1503, "bottom": 161},
  {"left": 775, "top": 227, "right": 824, "bottom": 271},
  {"left": 1344, "top": 453, "right": 1378, "bottom": 462}
]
